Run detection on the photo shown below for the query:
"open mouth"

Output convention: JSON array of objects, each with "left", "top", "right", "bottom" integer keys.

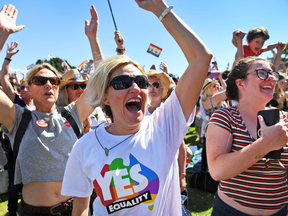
[
  {"left": 45, "top": 92, "right": 53, "bottom": 96},
  {"left": 261, "top": 85, "right": 273, "bottom": 91},
  {"left": 125, "top": 98, "right": 141, "bottom": 112}
]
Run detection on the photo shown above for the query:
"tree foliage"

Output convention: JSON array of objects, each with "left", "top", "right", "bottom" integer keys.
[{"left": 35, "top": 57, "right": 75, "bottom": 74}]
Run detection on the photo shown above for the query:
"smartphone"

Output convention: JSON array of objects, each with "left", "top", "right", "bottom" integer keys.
[
  {"left": 210, "top": 73, "right": 219, "bottom": 79},
  {"left": 256, "top": 109, "right": 283, "bottom": 159}
]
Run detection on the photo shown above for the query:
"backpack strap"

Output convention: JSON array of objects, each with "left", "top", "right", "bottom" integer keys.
[
  {"left": 60, "top": 108, "right": 82, "bottom": 139},
  {"left": 13, "top": 108, "right": 32, "bottom": 164}
]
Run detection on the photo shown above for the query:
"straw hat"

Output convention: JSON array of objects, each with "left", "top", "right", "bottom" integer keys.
[
  {"left": 278, "top": 72, "right": 288, "bottom": 80},
  {"left": 202, "top": 78, "right": 218, "bottom": 93},
  {"left": 59, "top": 69, "right": 88, "bottom": 90},
  {"left": 147, "top": 70, "right": 171, "bottom": 99}
]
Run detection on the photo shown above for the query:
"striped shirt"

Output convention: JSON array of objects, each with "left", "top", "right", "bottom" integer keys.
[{"left": 209, "top": 106, "right": 288, "bottom": 210}]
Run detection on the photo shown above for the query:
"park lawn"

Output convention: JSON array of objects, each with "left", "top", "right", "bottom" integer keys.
[{"left": 0, "top": 126, "right": 214, "bottom": 215}]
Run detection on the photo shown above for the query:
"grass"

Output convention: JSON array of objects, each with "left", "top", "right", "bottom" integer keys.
[{"left": 0, "top": 125, "right": 213, "bottom": 216}]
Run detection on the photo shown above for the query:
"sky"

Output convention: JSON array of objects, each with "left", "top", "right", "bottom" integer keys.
[{"left": 1, "top": 0, "right": 287, "bottom": 79}]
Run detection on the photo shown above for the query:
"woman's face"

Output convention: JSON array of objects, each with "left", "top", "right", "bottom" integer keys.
[
  {"left": 277, "top": 78, "right": 287, "bottom": 91},
  {"left": 209, "top": 82, "right": 221, "bottom": 95},
  {"left": 103, "top": 64, "right": 148, "bottom": 129},
  {"left": 148, "top": 77, "right": 163, "bottom": 103},
  {"left": 28, "top": 68, "right": 59, "bottom": 112},
  {"left": 20, "top": 81, "right": 31, "bottom": 99},
  {"left": 241, "top": 60, "right": 276, "bottom": 103},
  {"left": 66, "top": 82, "right": 86, "bottom": 103}
]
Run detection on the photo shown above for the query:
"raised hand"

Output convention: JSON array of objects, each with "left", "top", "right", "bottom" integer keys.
[
  {"left": 85, "top": 5, "right": 99, "bottom": 39},
  {"left": 114, "top": 31, "right": 124, "bottom": 48},
  {"left": 233, "top": 30, "right": 246, "bottom": 42},
  {"left": 276, "top": 41, "right": 285, "bottom": 53},
  {"left": 135, "top": 0, "right": 165, "bottom": 14},
  {"left": 0, "top": 4, "right": 24, "bottom": 34},
  {"left": 6, "top": 41, "right": 19, "bottom": 58},
  {"left": 159, "top": 61, "right": 168, "bottom": 74}
]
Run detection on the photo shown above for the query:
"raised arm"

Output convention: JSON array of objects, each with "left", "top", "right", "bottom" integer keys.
[
  {"left": 85, "top": 5, "right": 104, "bottom": 68},
  {"left": 233, "top": 30, "right": 245, "bottom": 64},
  {"left": 0, "top": 41, "right": 19, "bottom": 102},
  {"left": 136, "top": 0, "right": 212, "bottom": 121},
  {"left": 210, "top": 74, "right": 227, "bottom": 106},
  {"left": 272, "top": 42, "right": 285, "bottom": 72},
  {"left": 0, "top": 4, "right": 24, "bottom": 55},
  {"left": 262, "top": 41, "right": 282, "bottom": 52},
  {"left": 114, "top": 31, "right": 125, "bottom": 55},
  {"left": 0, "top": 89, "right": 16, "bottom": 131}
]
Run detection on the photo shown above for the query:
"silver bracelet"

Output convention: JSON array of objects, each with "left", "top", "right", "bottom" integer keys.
[{"left": 158, "top": 6, "right": 174, "bottom": 22}]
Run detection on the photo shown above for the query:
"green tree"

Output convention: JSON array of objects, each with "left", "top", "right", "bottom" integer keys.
[{"left": 35, "top": 57, "right": 75, "bottom": 74}]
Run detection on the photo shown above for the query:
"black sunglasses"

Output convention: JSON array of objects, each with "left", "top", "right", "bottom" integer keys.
[
  {"left": 149, "top": 82, "right": 160, "bottom": 89},
  {"left": 67, "top": 83, "right": 87, "bottom": 90},
  {"left": 30, "top": 76, "right": 61, "bottom": 86},
  {"left": 246, "top": 69, "right": 279, "bottom": 81},
  {"left": 107, "top": 75, "right": 149, "bottom": 90},
  {"left": 20, "top": 85, "right": 28, "bottom": 90}
]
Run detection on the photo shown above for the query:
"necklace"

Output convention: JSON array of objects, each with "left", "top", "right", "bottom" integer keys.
[{"left": 95, "top": 123, "right": 137, "bottom": 157}]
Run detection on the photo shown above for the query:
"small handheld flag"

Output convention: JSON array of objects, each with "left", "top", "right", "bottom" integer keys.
[
  {"left": 26, "top": 64, "right": 34, "bottom": 71},
  {"left": 78, "top": 60, "right": 89, "bottom": 70},
  {"left": 147, "top": 43, "right": 162, "bottom": 58},
  {"left": 48, "top": 54, "right": 55, "bottom": 59},
  {"left": 196, "top": 109, "right": 202, "bottom": 120}
]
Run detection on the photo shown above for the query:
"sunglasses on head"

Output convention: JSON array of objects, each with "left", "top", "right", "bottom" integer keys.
[
  {"left": 30, "top": 76, "right": 61, "bottom": 86},
  {"left": 149, "top": 82, "right": 160, "bottom": 89},
  {"left": 67, "top": 83, "right": 87, "bottom": 90},
  {"left": 107, "top": 75, "right": 149, "bottom": 90},
  {"left": 20, "top": 85, "right": 28, "bottom": 90},
  {"left": 246, "top": 69, "right": 279, "bottom": 81}
]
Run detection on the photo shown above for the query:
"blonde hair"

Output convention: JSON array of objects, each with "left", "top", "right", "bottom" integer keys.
[
  {"left": 86, "top": 55, "right": 146, "bottom": 119},
  {"left": 26, "top": 63, "right": 59, "bottom": 85},
  {"left": 56, "top": 87, "right": 69, "bottom": 106},
  {"left": 20, "top": 79, "right": 27, "bottom": 86}
]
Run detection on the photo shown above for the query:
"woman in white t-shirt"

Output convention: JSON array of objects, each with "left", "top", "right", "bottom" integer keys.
[{"left": 61, "top": 0, "right": 212, "bottom": 215}]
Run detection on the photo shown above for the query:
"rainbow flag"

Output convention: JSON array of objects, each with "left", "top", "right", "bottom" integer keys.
[
  {"left": 147, "top": 43, "right": 162, "bottom": 58},
  {"left": 78, "top": 60, "right": 88, "bottom": 70},
  {"left": 61, "top": 61, "right": 65, "bottom": 67},
  {"left": 26, "top": 64, "right": 34, "bottom": 71},
  {"left": 48, "top": 54, "right": 55, "bottom": 59},
  {"left": 196, "top": 109, "right": 202, "bottom": 120}
]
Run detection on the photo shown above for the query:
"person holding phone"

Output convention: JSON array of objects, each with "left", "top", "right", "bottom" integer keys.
[{"left": 206, "top": 57, "right": 288, "bottom": 215}]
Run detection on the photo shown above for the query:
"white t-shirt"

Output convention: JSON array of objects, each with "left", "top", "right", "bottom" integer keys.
[{"left": 61, "top": 91, "right": 195, "bottom": 215}]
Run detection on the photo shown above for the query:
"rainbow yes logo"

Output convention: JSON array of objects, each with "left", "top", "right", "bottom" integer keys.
[{"left": 94, "top": 154, "right": 159, "bottom": 214}]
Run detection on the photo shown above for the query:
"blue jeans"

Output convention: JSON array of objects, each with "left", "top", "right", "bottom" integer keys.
[{"left": 212, "top": 191, "right": 288, "bottom": 216}]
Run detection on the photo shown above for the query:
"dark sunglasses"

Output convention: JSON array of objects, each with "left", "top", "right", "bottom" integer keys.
[
  {"left": 20, "top": 85, "right": 28, "bottom": 90},
  {"left": 149, "top": 82, "right": 160, "bottom": 89},
  {"left": 246, "top": 69, "right": 279, "bottom": 81},
  {"left": 67, "top": 83, "right": 87, "bottom": 90},
  {"left": 107, "top": 75, "right": 149, "bottom": 90},
  {"left": 30, "top": 76, "right": 61, "bottom": 86}
]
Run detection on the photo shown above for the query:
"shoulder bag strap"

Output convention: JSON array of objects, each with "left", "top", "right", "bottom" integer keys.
[
  {"left": 13, "top": 108, "right": 32, "bottom": 164},
  {"left": 60, "top": 108, "right": 82, "bottom": 139}
]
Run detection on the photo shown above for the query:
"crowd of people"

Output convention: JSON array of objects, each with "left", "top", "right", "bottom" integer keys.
[{"left": 0, "top": 1, "right": 287, "bottom": 216}]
